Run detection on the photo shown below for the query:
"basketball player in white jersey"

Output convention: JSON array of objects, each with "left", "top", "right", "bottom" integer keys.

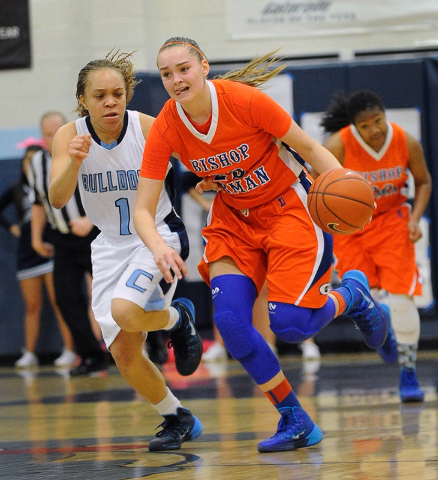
[{"left": 48, "top": 51, "right": 203, "bottom": 452}]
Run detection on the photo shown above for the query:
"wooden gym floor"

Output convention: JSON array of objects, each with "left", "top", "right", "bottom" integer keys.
[{"left": 1, "top": 350, "right": 437, "bottom": 479}]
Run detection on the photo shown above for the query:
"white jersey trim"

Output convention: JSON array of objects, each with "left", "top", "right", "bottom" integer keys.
[
  {"left": 176, "top": 80, "right": 218, "bottom": 144},
  {"left": 350, "top": 122, "right": 394, "bottom": 161}
]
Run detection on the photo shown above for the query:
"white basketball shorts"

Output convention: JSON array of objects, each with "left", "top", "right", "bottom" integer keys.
[{"left": 91, "top": 228, "right": 181, "bottom": 348}]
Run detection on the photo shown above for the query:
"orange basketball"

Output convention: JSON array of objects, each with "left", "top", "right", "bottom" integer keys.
[{"left": 307, "top": 168, "right": 374, "bottom": 235}]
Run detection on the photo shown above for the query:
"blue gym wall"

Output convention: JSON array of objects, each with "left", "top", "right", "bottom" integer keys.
[{"left": 1, "top": 56, "right": 438, "bottom": 361}]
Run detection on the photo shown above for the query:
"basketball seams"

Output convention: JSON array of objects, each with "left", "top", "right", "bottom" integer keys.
[
  {"left": 321, "top": 195, "right": 373, "bottom": 228},
  {"left": 316, "top": 177, "right": 373, "bottom": 204},
  {"left": 322, "top": 192, "right": 374, "bottom": 207},
  {"left": 307, "top": 168, "right": 374, "bottom": 235}
]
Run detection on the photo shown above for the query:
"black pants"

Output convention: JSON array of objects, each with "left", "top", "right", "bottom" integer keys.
[{"left": 48, "top": 227, "right": 106, "bottom": 362}]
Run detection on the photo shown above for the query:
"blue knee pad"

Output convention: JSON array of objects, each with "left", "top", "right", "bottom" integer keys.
[
  {"left": 212, "top": 275, "right": 281, "bottom": 384},
  {"left": 269, "top": 298, "right": 336, "bottom": 343},
  {"left": 214, "top": 310, "right": 257, "bottom": 360},
  {"left": 211, "top": 275, "right": 258, "bottom": 360},
  {"left": 215, "top": 309, "right": 281, "bottom": 384}
]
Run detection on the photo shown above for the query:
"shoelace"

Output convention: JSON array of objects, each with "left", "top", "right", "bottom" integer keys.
[
  {"left": 275, "top": 411, "right": 306, "bottom": 437},
  {"left": 350, "top": 301, "right": 381, "bottom": 333},
  {"left": 276, "top": 414, "right": 289, "bottom": 434},
  {"left": 155, "top": 415, "right": 186, "bottom": 438}
]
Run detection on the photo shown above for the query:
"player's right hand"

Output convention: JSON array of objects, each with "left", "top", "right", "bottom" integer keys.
[
  {"left": 153, "top": 244, "right": 188, "bottom": 284},
  {"left": 69, "top": 134, "right": 92, "bottom": 166}
]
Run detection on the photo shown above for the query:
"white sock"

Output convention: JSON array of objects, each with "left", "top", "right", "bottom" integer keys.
[
  {"left": 163, "top": 306, "right": 180, "bottom": 331},
  {"left": 152, "top": 387, "right": 182, "bottom": 416}
]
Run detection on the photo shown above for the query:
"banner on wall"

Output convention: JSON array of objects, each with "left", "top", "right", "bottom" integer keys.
[
  {"left": 0, "top": 0, "right": 31, "bottom": 70},
  {"left": 226, "top": 0, "right": 438, "bottom": 39}
]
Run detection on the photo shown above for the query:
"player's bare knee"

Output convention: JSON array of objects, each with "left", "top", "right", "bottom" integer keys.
[
  {"left": 110, "top": 332, "right": 143, "bottom": 369},
  {"left": 111, "top": 298, "right": 139, "bottom": 332},
  {"left": 110, "top": 343, "right": 131, "bottom": 370},
  {"left": 112, "top": 350, "right": 138, "bottom": 373}
]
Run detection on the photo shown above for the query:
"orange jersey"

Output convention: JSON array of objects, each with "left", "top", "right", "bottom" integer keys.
[
  {"left": 198, "top": 178, "right": 333, "bottom": 306},
  {"left": 340, "top": 122, "right": 410, "bottom": 216},
  {"left": 140, "top": 79, "right": 306, "bottom": 210},
  {"left": 333, "top": 204, "right": 422, "bottom": 295},
  {"left": 335, "top": 122, "right": 421, "bottom": 295}
]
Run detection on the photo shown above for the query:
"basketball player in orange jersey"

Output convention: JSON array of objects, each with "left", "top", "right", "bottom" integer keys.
[
  {"left": 134, "top": 37, "right": 389, "bottom": 453},
  {"left": 321, "top": 90, "right": 432, "bottom": 403}
]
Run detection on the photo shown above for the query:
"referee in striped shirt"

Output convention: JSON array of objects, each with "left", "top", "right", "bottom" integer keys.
[{"left": 28, "top": 111, "right": 108, "bottom": 376}]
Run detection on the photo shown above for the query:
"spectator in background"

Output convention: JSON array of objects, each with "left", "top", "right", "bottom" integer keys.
[
  {"left": 0, "top": 142, "right": 76, "bottom": 368},
  {"left": 29, "top": 111, "right": 108, "bottom": 376},
  {"left": 320, "top": 90, "right": 432, "bottom": 402}
]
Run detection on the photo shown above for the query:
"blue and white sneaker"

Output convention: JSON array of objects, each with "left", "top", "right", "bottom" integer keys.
[
  {"left": 169, "top": 298, "right": 203, "bottom": 376},
  {"left": 257, "top": 406, "right": 323, "bottom": 453},
  {"left": 376, "top": 304, "right": 398, "bottom": 363},
  {"left": 341, "top": 270, "right": 388, "bottom": 349},
  {"left": 148, "top": 407, "right": 203, "bottom": 451},
  {"left": 399, "top": 367, "right": 424, "bottom": 403}
]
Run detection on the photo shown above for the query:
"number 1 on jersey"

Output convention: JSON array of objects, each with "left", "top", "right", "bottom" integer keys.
[{"left": 115, "top": 198, "right": 132, "bottom": 235}]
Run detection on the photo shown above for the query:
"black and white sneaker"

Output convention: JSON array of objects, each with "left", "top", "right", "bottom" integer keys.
[
  {"left": 148, "top": 407, "right": 203, "bottom": 451},
  {"left": 169, "top": 298, "right": 203, "bottom": 376}
]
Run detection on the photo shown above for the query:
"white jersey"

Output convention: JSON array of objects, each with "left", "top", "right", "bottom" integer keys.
[
  {"left": 76, "top": 110, "right": 174, "bottom": 241},
  {"left": 75, "top": 110, "right": 188, "bottom": 347}
]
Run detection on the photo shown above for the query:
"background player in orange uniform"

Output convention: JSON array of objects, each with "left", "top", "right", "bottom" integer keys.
[
  {"left": 134, "top": 37, "right": 389, "bottom": 453},
  {"left": 321, "top": 90, "right": 432, "bottom": 403}
]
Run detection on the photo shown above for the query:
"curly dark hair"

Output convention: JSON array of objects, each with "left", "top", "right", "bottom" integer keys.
[{"left": 320, "top": 90, "right": 385, "bottom": 134}]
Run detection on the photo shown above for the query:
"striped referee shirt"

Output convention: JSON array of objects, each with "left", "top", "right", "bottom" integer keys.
[{"left": 28, "top": 150, "right": 86, "bottom": 234}]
